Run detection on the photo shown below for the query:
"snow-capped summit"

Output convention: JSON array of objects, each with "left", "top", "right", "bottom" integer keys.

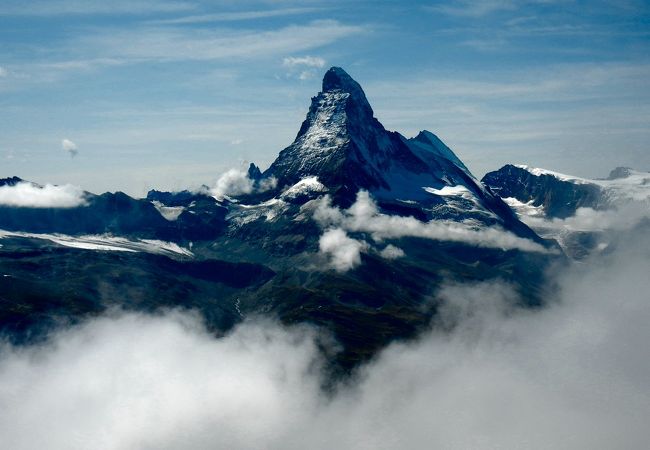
[
  {"left": 321, "top": 66, "right": 374, "bottom": 117},
  {"left": 262, "top": 67, "right": 538, "bottom": 240},
  {"left": 263, "top": 66, "right": 404, "bottom": 198},
  {"left": 264, "top": 67, "right": 444, "bottom": 199}
]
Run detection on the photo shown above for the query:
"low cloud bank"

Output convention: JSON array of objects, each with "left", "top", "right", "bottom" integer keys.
[
  {"left": 1, "top": 227, "right": 649, "bottom": 449},
  {"left": 523, "top": 203, "right": 650, "bottom": 232},
  {"left": 314, "top": 191, "right": 549, "bottom": 269},
  {"left": 210, "top": 168, "right": 276, "bottom": 200},
  {"left": 211, "top": 168, "right": 255, "bottom": 199},
  {"left": 0, "top": 182, "right": 87, "bottom": 208}
]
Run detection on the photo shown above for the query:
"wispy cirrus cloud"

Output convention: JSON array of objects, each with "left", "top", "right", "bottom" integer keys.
[
  {"left": 0, "top": 0, "right": 195, "bottom": 16},
  {"left": 79, "top": 20, "right": 364, "bottom": 62},
  {"left": 365, "top": 62, "right": 650, "bottom": 178},
  {"left": 426, "top": 0, "right": 518, "bottom": 18},
  {"left": 426, "top": 0, "right": 571, "bottom": 18},
  {"left": 0, "top": 19, "right": 359, "bottom": 93},
  {"left": 149, "top": 7, "right": 322, "bottom": 25}
]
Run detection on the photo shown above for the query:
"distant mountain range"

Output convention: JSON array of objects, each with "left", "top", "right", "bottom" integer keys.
[
  {"left": 482, "top": 164, "right": 650, "bottom": 257},
  {"left": 2, "top": 67, "right": 647, "bottom": 373}
]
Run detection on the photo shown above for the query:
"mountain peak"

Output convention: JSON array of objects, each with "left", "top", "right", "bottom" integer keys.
[
  {"left": 322, "top": 67, "right": 360, "bottom": 92},
  {"left": 321, "top": 67, "right": 373, "bottom": 117},
  {"left": 263, "top": 66, "right": 538, "bottom": 242},
  {"left": 247, "top": 163, "right": 262, "bottom": 181}
]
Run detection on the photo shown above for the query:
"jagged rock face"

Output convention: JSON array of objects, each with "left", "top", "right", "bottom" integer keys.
[
  {"left": 263, "top": 67, "right": 540, "bottom": 241},
  {"left": 482, "top": 164, "right": 603, "bottom": 219},
  {"left": 247, "top": 163, "right": 263, "bottom": 181},
  {"left": 264, "top": 68, "right": 458, "bottom": 204}
]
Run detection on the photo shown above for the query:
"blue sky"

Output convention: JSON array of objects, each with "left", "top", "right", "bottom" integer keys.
[{"left": 1, "top": 0, "right": 649, "bottom": 196}]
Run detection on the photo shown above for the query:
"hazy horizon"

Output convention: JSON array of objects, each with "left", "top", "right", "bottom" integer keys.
[{"left": 2, "top": 0, "right": 649, "bottom": 196}]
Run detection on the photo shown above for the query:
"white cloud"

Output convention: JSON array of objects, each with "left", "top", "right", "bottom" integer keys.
[
  {"left": 0, "top": 313, "right": 322, "bottom": 450},
  {"left": 0, "top": 66, "right": 7, "bottom": 77},
  {"left": 282, "top": 56, "right": 326, "bottom": 68},
  {"left": 319, "top": 228, "right": 367, "bottom": 271},
  {"left": 150, "top": 7, "right": 320, "bottom": 25},
  {"left": 379, "top": 244, "right": 405, "bottom": 259},
  {"left": 283, "top": 56, "right": 326, "bottom": 80},
  {"left": 426, "top": 0, "right": 564, "bottom": 18},
  {"left": 0, "top": 182, "right": 87, "bottom": 208},
  {"left": 210, "top": 168, "right": 254, "bottom": 200},
  {"left": 522, "top": 204, "right": 650, "bottom": 232},
  {"left": 314, "top": 191, "right": 550, "bottom": 256},
  {"left": 210, "top": 169, "right": 277, "bottom": 200},
  {"left": 0, "top": 229, "right": 649, "bottom": 449},
  {"left": 61, "top": 138, "right": 78, "bottom": 157}
]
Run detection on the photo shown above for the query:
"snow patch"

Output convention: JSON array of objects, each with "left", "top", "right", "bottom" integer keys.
[
  {"left": 151, "top": 201, "right": 185, "bottom": 221},
  {"left": 424, "top": 185, "right": 473, "bottom": 198},
  {"left": 502, "top": 197, "right": 545, "bottom": 218},
  {"left": 424, "top": 185, "right": 496, "bottom": 219},
  {"left": 0, "top": 231, "right": 193, "bottom": 257},
  {"left": 514, "top": 165, "right": 592, "bottom": 184},
  {"left": 281, "top": 177, "right": 328, "bottom": 199},
  {"left": 229, "top": 198, "right": 288, "bottom": 225},
  {"left": 292, "top": 91, "right": 350, "bottom": 171}
]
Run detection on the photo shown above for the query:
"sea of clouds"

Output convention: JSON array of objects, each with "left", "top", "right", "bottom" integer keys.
[{"left": 1, "top": 223, "right": 649, "bottom": 449}]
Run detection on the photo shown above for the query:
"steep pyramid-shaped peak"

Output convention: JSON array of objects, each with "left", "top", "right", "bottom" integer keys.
[
  {"left": 321, "top": 67, "right": 373, "bottom": 117},
  {"left": 323, "top": 67, "right": 363, "bottom": 95}
]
